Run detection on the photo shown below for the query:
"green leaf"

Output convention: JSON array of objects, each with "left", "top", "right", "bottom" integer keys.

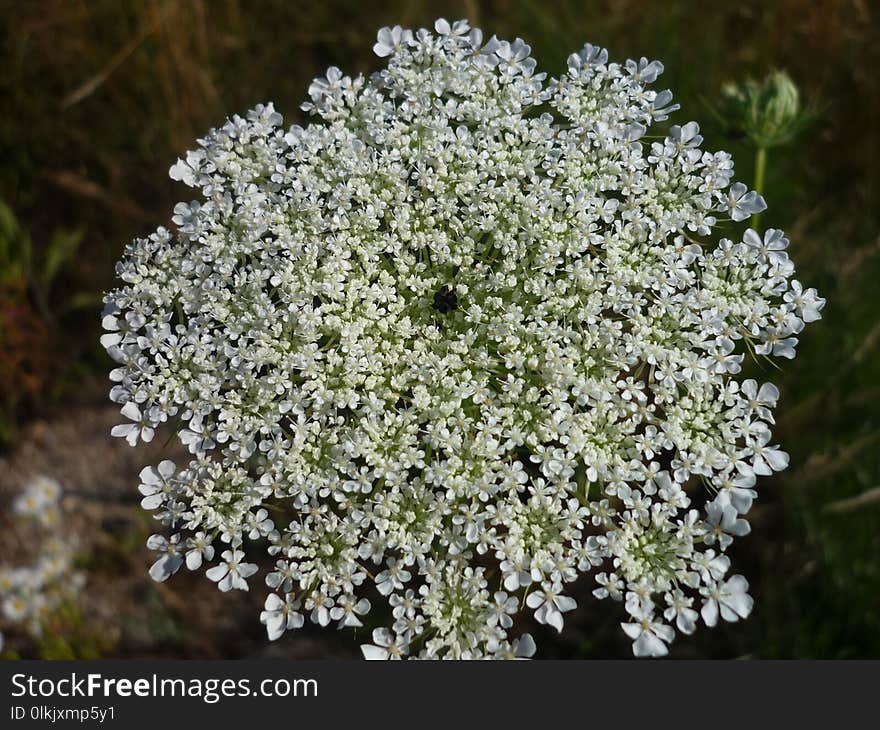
[
  {"left": 0, "top": 200, "right": 30, "bottom": 275},
  {"left": 60, "top": 290, "right": 104, "bottom": 313},
  {"left": 39, "top": 226, "right": 84, "bottom": 295}
]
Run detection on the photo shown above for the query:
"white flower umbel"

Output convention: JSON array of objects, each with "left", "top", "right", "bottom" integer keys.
[{"left": 103, "top": 18, "right": 824, "bottom": 659}]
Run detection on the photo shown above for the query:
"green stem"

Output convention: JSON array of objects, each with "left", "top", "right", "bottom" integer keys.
[{"left": 751, "top": 146, "right": 767, "bottom": 229}]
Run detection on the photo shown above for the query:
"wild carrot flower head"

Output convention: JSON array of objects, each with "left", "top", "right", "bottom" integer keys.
[{"left": 103, "top": 18, "right": 823, "bottom": 658}]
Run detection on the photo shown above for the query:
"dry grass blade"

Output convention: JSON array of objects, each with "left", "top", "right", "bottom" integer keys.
[
  {"left": 43, "top": 170, "right": 154, "bottom": 223},
  {"left": 824, "top": 486, "right": 880, "bottom": 514},
  {"left": 60, "top": 4, "right": 171, "bottom": 109},
  {"left": 793, "top": 431, "right": 880, "bottom": 486}
]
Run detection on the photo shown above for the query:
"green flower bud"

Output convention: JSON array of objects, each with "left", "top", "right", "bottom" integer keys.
[
  {"left": 721, "top": 70, "right": 806, "bottom": 148},
  {"left": 764, "top": 71, "right": 800, "bottom": 135}
]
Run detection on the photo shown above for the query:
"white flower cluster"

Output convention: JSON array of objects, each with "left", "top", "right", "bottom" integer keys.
[
  {"left": 1, "top": 477, "right": 85, "bottom": 647},
  {"left": 102, "top": 19, "right": 824, "bottom": 658}
]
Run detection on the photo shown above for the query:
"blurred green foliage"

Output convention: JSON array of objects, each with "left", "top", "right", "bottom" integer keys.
[
  {"left": 1, "top": 0, "right": 878, "bottom": 658},
  {"left": 35, "top": 602, "right": 115, "bottom": 660},
  {"left": 0, "top": 200, "right": 89, "bottom": 444},
  {"left": 0, "top": 601, "right": 115, "bottom": 660}
]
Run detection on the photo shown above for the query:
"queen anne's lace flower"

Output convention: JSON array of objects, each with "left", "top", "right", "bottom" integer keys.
[{"left": 102, "top": 18, "right": 824, "bottom": 658}]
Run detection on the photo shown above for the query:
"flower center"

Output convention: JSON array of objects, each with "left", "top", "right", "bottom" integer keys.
[{"left": 432, "top": 285, "right": 458, "bottom": 314}]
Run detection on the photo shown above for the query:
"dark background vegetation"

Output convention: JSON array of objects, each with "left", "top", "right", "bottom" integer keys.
[{"left": 0, "top": 0, "right": 877, "bottom": 659}]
